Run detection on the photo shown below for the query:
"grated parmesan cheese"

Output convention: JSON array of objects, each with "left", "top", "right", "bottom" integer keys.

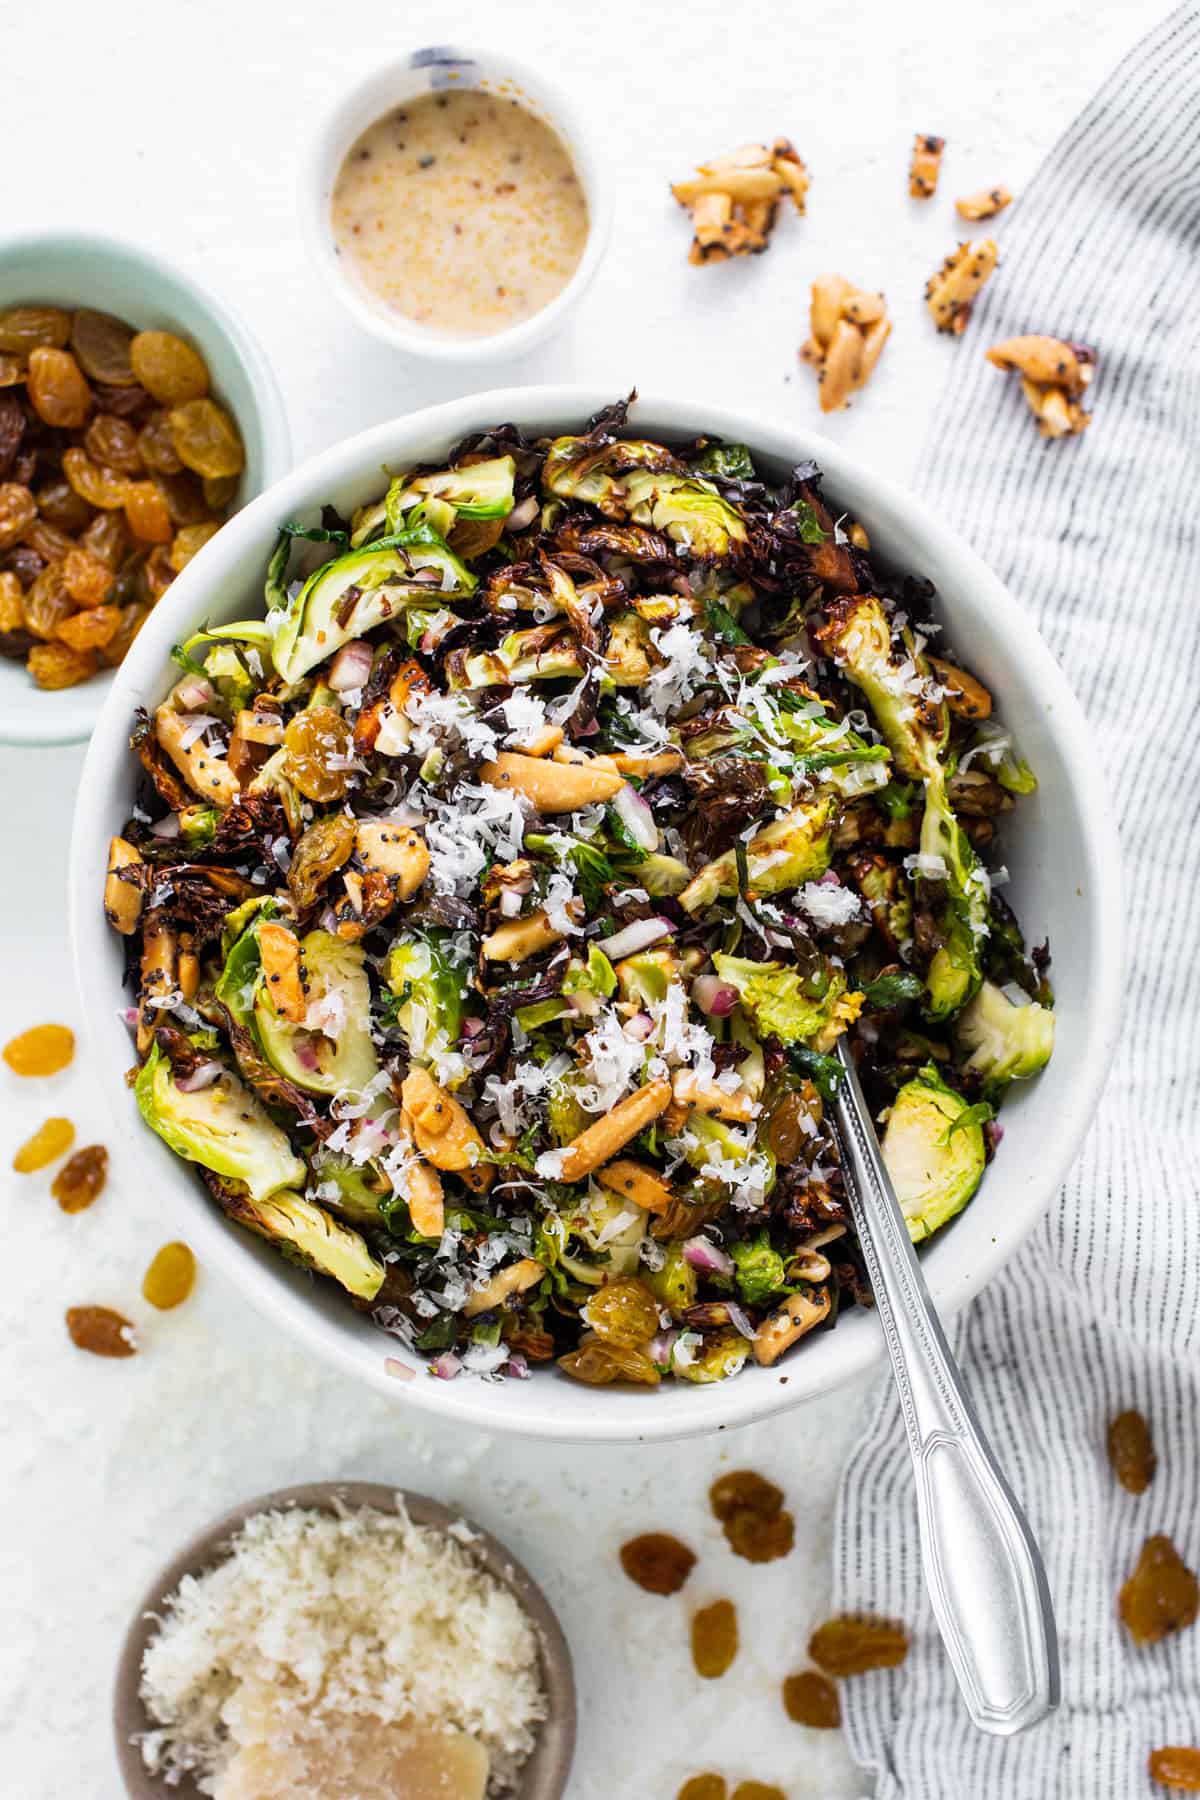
[{"left": 138, "top": 1500, "right": 546, "bottom": 1798}]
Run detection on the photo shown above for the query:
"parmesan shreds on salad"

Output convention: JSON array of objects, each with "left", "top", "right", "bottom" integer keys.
[
  {"left": 106, "top": 395, "right": 1055, "bottom": 1391},
  {"left": 138, "top": 1500, "right": 545, "bottom": 1798}
]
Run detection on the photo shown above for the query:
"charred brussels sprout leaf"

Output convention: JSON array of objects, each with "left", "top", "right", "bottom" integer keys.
[{"left": 881, "top": 1062, "right": 986, "bottom": 1244}]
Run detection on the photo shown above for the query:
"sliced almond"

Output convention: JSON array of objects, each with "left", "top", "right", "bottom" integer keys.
[
  {"left": 462, "top": 1258, "right": 545, "bottom": 1318},
  {"left": 551, "top": 1079, "right": 673, "bottom": 1182},
  {"left": 481, "top": 751, "right": 625, "bottom": 811},
  {"left": 753, "top": 1287, "right": 832, "bottom": 1365},
  {"left": 985, "top": 334, "right": 1084, "bottom": 392},
  {"left": 595, "top": 1158, "right": 675, "bottom": 1214},
  {"left": 104, "top": 836, "right": 144, "bottom": 936},
  {"left": 258, "top": 921, "right": 306, "bottom": 1023},
  {"left": 154, "top": 705, "right": 240, "bottom": 808},
  {"left": 481, "top": 904, "right": 582, "bottom": 964},
  {"left": 955, "top": 185, "right": 1013, "bottom": 222}
]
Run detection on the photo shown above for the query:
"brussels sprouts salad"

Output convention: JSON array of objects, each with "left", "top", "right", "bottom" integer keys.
[{"left": 105, "top": 398, "right": 1054, "bottom": 1389}]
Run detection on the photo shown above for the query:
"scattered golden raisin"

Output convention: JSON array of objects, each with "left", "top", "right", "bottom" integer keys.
[
  {"left": 55, "top": 606, "right": 122, "bottom": 653},
  {"left": 692, "top": 1599, "right": 738, "bottom": 1679},
  {"left": 1150, "top": 1746, "right": 1200, "bottom": 1790},
  {"left": 731, "top": 1785, "right": 785, "bottom": 1800},
  {"left": 62, "top": 547, "right": 115, "bottom": 607},
  {"left": 142, "top": 1240, "right": 196, "bottom": 1310},
  {"left": 558, "top": 1335, "right": 661, "bottom": 1387},
  {"left": 65, "top": 1305, "right": 137, "bottom": 1358},
  {"left": 130, "top": 330, "right": 210, "bottom": 406},
  {"left": 678, "top": 1778, "right": 726, "bottom": 1800},
  {"left": 52, "top": 1144, "right": 109, "bottom": 1213},
  {"left": 282, "top": 706, "right": 355, "bottom": 802},
  {"left": 3, "top": 1023, "right": 75, "bottom": 1076},
  {"left": 26, "top": 346, "right": 92, "bottom": 429},
  {"left": 28, "top": 641, "right": 98, "bottom": 688},
  {"left": 710, "top": 1469, "right": 795, "bottom": 1563},
  {"left": 168, "top": 521, "right": 221, "bottom": 571},
  {"left": 619, "top": 1532, "right": 697, "bottom": 1596},
  {"left": 1119, "top": 1536, "right": 1199, "bottom": 1646},
  {"left": 123, "top": 480, "right": 173, "bottom": 545},
  {"left": 782, "top": 1669, "right": 841, "bottom": 1728},
  {"left": 13, "top": 1117, "right": 75, "bottom": 1172},
  {"left": 584, "top": 1276, "right": 660, "bottom": 1349},
  {"left": 1108, "top": 1409, "right": 1156, "bottom": 1495},
  {"left": 0, "top": 305, "right": 71, "bottom": 353},
  {"left": 808, "top": 1613, "right": 910, "bottom": 1677},
  {"left": 168, "top": 396, "right": 245, "bottom": 479}
]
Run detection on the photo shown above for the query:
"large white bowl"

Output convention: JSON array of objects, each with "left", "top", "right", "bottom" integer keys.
[
  {"left": 68, "top": 388, "right": 1122, "bottom": 1443},
  {"left": 0, "top": 230, "right": 291, "bottom": 748}
]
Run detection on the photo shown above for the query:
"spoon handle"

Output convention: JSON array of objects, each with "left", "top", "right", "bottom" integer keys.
[{"left": 832, "top": 1038, "right": 1060, "bottom": 1736}]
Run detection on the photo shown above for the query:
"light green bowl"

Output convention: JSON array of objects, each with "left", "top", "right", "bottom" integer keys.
[{"left": 0, "top": 229, "right": 290, "bottom": 747}]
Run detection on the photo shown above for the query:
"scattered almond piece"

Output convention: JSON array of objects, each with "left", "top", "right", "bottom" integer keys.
[
  {"left": 985, "top": 334, "right": 1096, "bottom": 437},
  {"left": 672, "top": 139, "right": 809, "bottom": 264},
  {"left": 801, "top": 274, "right": 892, "bottom": 412},
  {"left": 909, "top": 133, "right": 945, "bottom": 198},
  {"left": 956, "top": 185, "right": 1013, "bottom": 221},
  {"left": 925, "top": 239, "right": 999, "bottom": 335}
]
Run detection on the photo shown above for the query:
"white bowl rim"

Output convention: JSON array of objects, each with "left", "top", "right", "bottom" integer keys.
[
  {"left": 0, "top": 225, "right": 292, "bottom": 749},
  {"left": 68, "top": 384, "right": 1123, "bottom": 1442},
  {"left": 301, "top": 44, "right": 614, "bottom": 364}
]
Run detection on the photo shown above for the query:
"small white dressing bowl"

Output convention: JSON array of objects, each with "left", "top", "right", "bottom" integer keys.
[{"left": 303, "top": 46, "right": 612, "bottom": 363}]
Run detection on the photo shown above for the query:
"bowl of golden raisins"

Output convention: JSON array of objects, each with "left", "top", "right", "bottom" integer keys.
[{"left": 0, "top": 229, "right": 290, "bottom": 745}]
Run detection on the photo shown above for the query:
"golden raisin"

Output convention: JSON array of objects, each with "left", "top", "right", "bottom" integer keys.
[
  {"left": 55, "top": 605, "right": 121, "bottom": 653},
  {"left": 65, "top": 1305, "right": 137, "bottom": 1358},
  {"left": 81, "top": 509, "right": 130, "bottom": 568},
  {"left": 584, "top": 1276, "right": 660, "bottom": 1349},
  {"left": 27, "top": 347, "right": 92, "bottom": 429},
  {"left": 782, "top": 1669, "right": 841, "bottom": 1728},
  {"left": 710, "top": 1470, "right": 794, "bottom": 1563},
  {"left": 1108, "top": 1409, "right": 1156, "bottom": 1494},
  {"left": 558, "top": 1334, "right": 660, "bottom": 1386},
  {"left": 692, "top": 1598, "right": 738, "bottom": 1679},
  {"left": 1119, "top": 1536, "right": 1199, "bottom": 1645},
  {"left": 731, "top": 1786, "right": 785, "bottom": 1800},
  {"left": 21, "top": 564, "right": 74, "bottom": 641},
  {"left": 0, "top": 482, "right": 36, "bottom": 550},
  {"left": 808, "top": 1614, "right": 910, "bottom": 1677},
  {"left": 36, "top": 476, "right": 94, "bottom": 534},
  {"left": 71, "top": 309, "right": 136, "bottom": 386},
  {"left": 63, "top": 445, "right": 128, "bottom": 510},
  {"left": 168, "top": 521, "right": 221, "bottom": 571},
  {"left": 142, "top": 544, "right": 176, "bottom": 601},
  {"left": 288, "top": 811, "right": 358, "bottom": 910},
  {"left": 142, "top": 1240, "right": 196, "bottom": 1309},
  {"left": 0, "top": 353, "right": 23, "bottom": 385},
  {"left": 203, "top": 472, "right": 238, "bottom": 509},
  {"left": 84, "top": 412, "right": 143, "bottom": 475},
  {"left": 12, "top": 1117, "right": 74, "bottom": 1172},
  {"left": 124, "top": 480, "right": 173, "bottom": 545},
  {"left": 283, "top": 706, "right": 355, "bottom": 802},
  {"left": 0, "top": 305, "right": 71, "bottom": 353},
  {"left": 168, "top": 397, "right": 244, "bottom": 479},
  {"left": 711, "top": 1469, "right": 784, "bottom": 1521},
  {"left": 3, "top": 1023, "right": 75, "bottom": 1076},
  {"left": 1150, "top": 1747, "right": 1200, "bottom": 1790},
  {"left": 52, "top": 1144, "right": 109, "bottom": 1213},
  {"left": 62, "top": 548, "right": 115, "bottom": 606},
  {"left": 130, "top": 330, "right": 210, "bottom": 405},
  {"left": 619, "top": 1532, "right": 696, "bottom": 1596},
  {"left": 678, "top": 1778, "right": 726, "bottom": 1800},
  {"left": 725, "top": 1508, "right": 795, "bottom": 1564},
  {"left": 0, "top": 570, "right": 23, "bottom": 632},
  {"left": 28, "top": 641, "right": 98, "bottom": 688},
  {"left": 137, "top": 409, "right": 185, "bottom": 474},
  {"left": 152, "top": 469, "right": 211, "bottom": 526}
]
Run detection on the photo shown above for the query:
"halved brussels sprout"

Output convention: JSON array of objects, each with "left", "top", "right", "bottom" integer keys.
[
  {"left": 216, "top": 1182, "right": 385, "bottom": 1301},
  {"left": 881, "top": 1063, "right": 986, "bottom": 1244},
  {"left": 135, "top": 1043, "right": 305, "bottom": 1203},
  {"left": 622, "top": 471, "right": 749, "bottom": 561},
  {"left": 680, "top": 796, "right": 834, "bottom": 913},
  {"left": 954, "top": 980, "right": 1055, "bottom": 1090},
  {"left": 559, "top": 1189, "right": 648, "bottom": 1285},
  {"left": 713, "top": 954, "right": 863, "bottom": 1051},
  {"left": 254, "top": 930, "right": 379, "bottom": 1097}
]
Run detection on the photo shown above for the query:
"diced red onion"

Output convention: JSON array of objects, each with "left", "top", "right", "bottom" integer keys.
[
  {"left": 319, "top": 905, "right": 339, "bottom": 933},
  {"left": 649, "top": 1328, "right": 679, "bottom": 1366},
  {"left": 672, "top": 575, "right": 694, "bottom": 598},
  {"left": 683, "top": 1235, "right": 734, "bottom": 1278},
  {"left": 623, "top": 1010, "right": 654, "bottom": 1042},
  {"left": 119, "top": 1006, "right": 139, "bottom": 1029},
  {"left": 149, "top": 813, "right": 181, "bottom": 840},
  {"left": 597, "top": 916, "right": 674, "bottom": 960},
  {"left": 726, "top": 1302, "right": 757, "bottom": 1341},
  {"left": 507, "top": 494, "right": 539, "bottom": 531},
  {"left": 328, "top": 640, "right": 374, "bottom": 692},
  {"left": 175, "top": 675, "right": 215, "bottom": 712},
  {"left": 613, "top": 782, "right": 659, "bottom": 852},
  {"left": 692, "top": 974, "right": 739, "bottom": 1017},
  {"left": 175, "top": 1060, "right": 223, "bottom": 1093},
  {"left": 504, "top": 1352, "right": 531, "bottom": 1380},
  {"left": 431, "top": 1352, "right": 462, "bottom": 1381},
  {"left": 461, "top": 1017, "right": 486, "bottom": 1040},
  {"left": 986, "top": 1120, "right": 1005, "bottom": 1151},
  {"left": 407, "top": 566, "right": 443, "bottom": 585},
  {"left": 293, "top": 1037, "right": 320, "bottom": 1072},
  {"left": 817, "top": 869, "right": 841, "bottom": 887},
  {"left": 575, "top": 715, "right": 600, "bottom": 738}
]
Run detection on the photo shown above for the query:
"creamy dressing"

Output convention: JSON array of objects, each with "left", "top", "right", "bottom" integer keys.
[{"left": 331, "top": 90, "right": 589, "bottom": 338}]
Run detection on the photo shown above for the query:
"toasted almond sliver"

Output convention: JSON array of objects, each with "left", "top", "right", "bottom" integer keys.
[
  {"left": 851, "top": 316, "right": 892, "bottom": 392},
  {"left": 481, "top": 751, "right": 625, "bottom": 811},
  {"left": 909, "top": 132, "right": 945, "bottom": 199},
  {"left": 840, "top": 288, "right": 886, "bottom": 327},
  {"left": 672, "top": 168, "right": 783, "bottom": 206},
  {"left": 555, "top": 1080, "right": 673, "bottom": 1182},
  {"left": 955, "top": 186, "right": 1013, "bottom": 222},
  {"left": 985, "top": 334, "right": 1083, "bottom": 391},
  {"left": 462, "top": 1258, "right": 545, "bottom": 1319},
  {"left": 819, "top": 319, "right": 865, "bottom": 413},
  {"left": 810, "top": 274, "right": 853, "bottom": 350},
  {"left": 595, "top": 1158, "right": 675, "bottom": 1214}
]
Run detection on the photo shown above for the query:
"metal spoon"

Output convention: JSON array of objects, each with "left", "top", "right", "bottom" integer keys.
[{"left": 832, "top": 1036, "right": 1060, "bottom": 1735}]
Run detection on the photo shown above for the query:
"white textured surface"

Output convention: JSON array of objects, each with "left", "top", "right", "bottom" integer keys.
[{"left": 0, "top": 1, "right": 1160, "bottom": 1794}]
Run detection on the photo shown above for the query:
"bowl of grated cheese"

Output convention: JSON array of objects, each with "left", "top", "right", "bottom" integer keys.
[
  {"left": 71, "top": 387, "right": 1120, "bottom": 1442},
  {"left": 113, "top": 1482, "right": 576, "bottom": 1799}
]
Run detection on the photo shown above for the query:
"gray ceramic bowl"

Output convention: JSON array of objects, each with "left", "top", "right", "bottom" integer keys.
[
  {"left": 113, "top": 1482, "right": 576, "bottom": 1799},
  {"left": 0, "top": 228, "right": 291, "bottom": 748}
]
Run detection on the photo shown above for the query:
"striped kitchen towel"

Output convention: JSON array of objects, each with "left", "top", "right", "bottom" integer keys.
[{"left": 833, "top": 6, "right": 1200, "bottom": 1795}]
